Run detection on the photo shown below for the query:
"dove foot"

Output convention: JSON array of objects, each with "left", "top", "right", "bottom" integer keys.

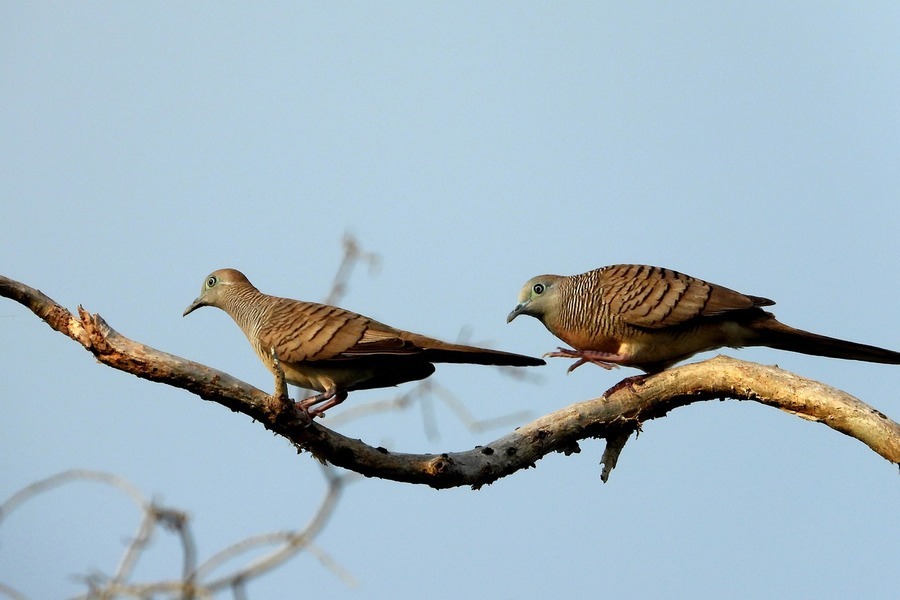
[
  {"left": 296, "top": 388, "right": 349, "bottom": 418},
  {"left": 544, "top": 347, "right": 624, "bottom": 372}
]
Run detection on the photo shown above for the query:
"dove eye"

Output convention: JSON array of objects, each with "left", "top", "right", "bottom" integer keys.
[
  {"left": 206, "top": 276, "right": 218, "bottom": 288},
  {"left": 532, "top": 283, "right": 545, "bottom": 295}
]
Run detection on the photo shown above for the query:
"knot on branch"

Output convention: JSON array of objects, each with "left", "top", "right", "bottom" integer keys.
[
  {"left": 426, "top": 454, "right": 454, "bottom": 477},
  {"left": 77, "top": 306, "right": 114, "bottom": 355}
]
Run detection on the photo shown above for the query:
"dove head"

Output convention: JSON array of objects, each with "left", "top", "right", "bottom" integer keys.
[
  {"left": 183, "top": 268, "right": 253, "bottom": 316},
  {"left": 507, "top": 275, "right": 563, "bottom": 324}
]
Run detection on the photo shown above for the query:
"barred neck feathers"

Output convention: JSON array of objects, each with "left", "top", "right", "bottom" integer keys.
[
  {"left": 222, "top": 282, "right": 270, "bottom": 342},
  {"left": 560, "top": 270, "right": 620, "bottom": 341}
]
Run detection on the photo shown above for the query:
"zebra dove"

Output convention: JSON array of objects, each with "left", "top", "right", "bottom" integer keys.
[
  {"left": 507, "top": 264, "right": 900, "bottom": 373},
  {"left": 184, "top": 269, "right": 544, "bottom": 415}
]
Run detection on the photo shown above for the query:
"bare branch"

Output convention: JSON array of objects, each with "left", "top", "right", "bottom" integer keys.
[
  {"left": 104, "top": 501, "right": 157, "bottom": 599},
  {"left": 1, "top": 273, "right": 898, "bottom": 491},
  {"left": 197, "top": 466, "right": 348, "bottom": 590},
  {"left": 324, "top": 378, "right": 532, "bottom": 441},
  {"left": 599, "top": 430, "right": 631, "bottom": 483},
  {"left": 1, "top": 466, "right": 349, "bottom": 599},
  {"left": 0, "top": 581, "right": 28, "bottom": 600},
  {"left": 322, "top": 232, "right": 380, "bottom": 306},
  {"left": 0, "top": 469, "right": 147, "bottom": 525}
]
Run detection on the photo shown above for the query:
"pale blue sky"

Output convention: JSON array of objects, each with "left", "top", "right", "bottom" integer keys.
[{"left": 2, "top": 3, "right": 898, "bottom": 599}]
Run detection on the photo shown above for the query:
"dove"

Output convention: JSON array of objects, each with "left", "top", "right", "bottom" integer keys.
[
  {"left": 185, "top": 269, "right": 544, "bottom": 415},
  {"left": 508, "top": 264, "right": 900, "bottom": 373}
]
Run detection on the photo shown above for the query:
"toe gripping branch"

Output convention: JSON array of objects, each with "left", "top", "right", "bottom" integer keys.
[
  {"left": 267, "top": 348, "right": 348, "bottom": 419},
  {"left": 297, "top": 389, "right": 349, "bottom": 418},
  {"left": 268, "top": 346, "right": 311, "bottom": 425}
]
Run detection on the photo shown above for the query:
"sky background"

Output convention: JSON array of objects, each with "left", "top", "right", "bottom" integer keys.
[{"left": 2, "top": 3, "right": 899, "bottom": 598}]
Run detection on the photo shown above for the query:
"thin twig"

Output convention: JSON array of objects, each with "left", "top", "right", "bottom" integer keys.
[
  {"left": 0, "top": 469, "right": 146, "bottom": 524},
  {"left": 200, "top": 468, "right": 347, "bottom": 589},
  {"left": 0, "top": 582, "right": 28, "bottom": 600},
  {"left": 323, "top": 232, "right": 380, "bottom": 306},
  {"left": 103, "top": 503, "right": 157, "bottom": 599}
]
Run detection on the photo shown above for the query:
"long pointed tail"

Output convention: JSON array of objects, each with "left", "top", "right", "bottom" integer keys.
[
  {"left": 397, "top": 332, "right": 545, "bottom": 367},
  {"left": 423, "top": 344, "right": 546, "bottom": 367},
  {"left": 750, "top": 318, "right": 900, "bottom": 365}
]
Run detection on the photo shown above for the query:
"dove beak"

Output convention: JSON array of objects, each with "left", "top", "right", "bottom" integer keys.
[
  {"left": 507, "top": 301, "right": 529, "bottom": 323},
  {"left": 183, "top": 297, "right": 206, "bottom": 317}
]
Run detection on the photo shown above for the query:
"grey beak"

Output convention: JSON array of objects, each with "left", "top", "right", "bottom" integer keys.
[
  {"left": 183, "top": 297, "right": 205, "bottom": 317},
  {"left": 507, "top": 302, "right": 528, "bottom": 323}
]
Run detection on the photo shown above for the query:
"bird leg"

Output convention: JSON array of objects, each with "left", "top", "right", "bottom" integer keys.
[
  {"left": 296, "top": 388, "right": 349, "bottom": 418},
  {"left": 265, "top": 347, "right": 297, "bottom": 417},
  {"left": 544, "top": 347, "right": 623, "bottom": 373},
  {"left": 270, "top": 347, "right": 289, "bottom": 400}
]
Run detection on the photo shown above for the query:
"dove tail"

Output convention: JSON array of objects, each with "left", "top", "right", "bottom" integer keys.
[
  {"left": 392, "top": 330, "right": 544, "bottom": 367},
  {"left": 423, "top": 345, "right": 546, "bottom": 367},
  {"left": 751, "top": 318, "right": 900, "bottom": 364}
]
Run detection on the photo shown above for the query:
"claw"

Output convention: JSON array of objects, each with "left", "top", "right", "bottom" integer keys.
[{"left": 567, "top": 358, "right": 589, "bottom": 373}]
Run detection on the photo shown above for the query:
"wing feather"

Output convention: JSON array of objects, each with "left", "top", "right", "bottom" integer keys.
[{"left": 599, "top": 265, "right": 773, "bottom": 329}]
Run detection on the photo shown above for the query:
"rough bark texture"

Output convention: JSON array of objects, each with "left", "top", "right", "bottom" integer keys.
[{"left": 2, "top": 273, "right": 898, "bottom": 488}]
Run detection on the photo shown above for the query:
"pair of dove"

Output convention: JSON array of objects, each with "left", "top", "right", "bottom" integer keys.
[{"left": 184, "top": 265, "right": 900, "bottom": 416}]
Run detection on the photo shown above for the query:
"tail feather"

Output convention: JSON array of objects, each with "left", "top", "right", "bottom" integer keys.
[
  {"left": 346, "top": 330, "right": 544, "bottom": 367},
  {"left": 393, "top": 330, "right": 545, "bottom": 367},
  {"left": 751, "top": 319, "right": 900, "bottom": 365},
  {"left": 423, "top": 345, "right": 546, "bottom": 367}
]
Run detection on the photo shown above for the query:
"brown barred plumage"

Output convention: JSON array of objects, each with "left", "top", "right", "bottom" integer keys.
[
  {"left": 508, "top": 264, "right": 900, "bottom": 373},
  {"left": 185, "top": 269, "right": 544, "bottom": 416}
]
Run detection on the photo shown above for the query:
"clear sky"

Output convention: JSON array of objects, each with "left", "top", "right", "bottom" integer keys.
[{"left": 2, "top": 3, "right": 898, "bottom": 598}]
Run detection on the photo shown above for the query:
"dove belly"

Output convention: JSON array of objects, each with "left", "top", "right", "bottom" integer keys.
[
  {"left": 270, "top": 359, "right": 379, "bottom": 393},
  {"left": 622, "top": 321, "right": 752, "bottom": 368}
]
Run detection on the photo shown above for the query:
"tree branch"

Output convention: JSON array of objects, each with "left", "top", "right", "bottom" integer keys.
[{"left": 2, "top": 273, "right": 897, "bottom": 488}]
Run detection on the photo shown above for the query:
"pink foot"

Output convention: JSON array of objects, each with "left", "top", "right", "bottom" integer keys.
[
  {"left": 544, "top": 347, "right": 623, "bottom": 372},
  {"left": 296, "top": 389, "right": 349, "bottom": 418}
]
